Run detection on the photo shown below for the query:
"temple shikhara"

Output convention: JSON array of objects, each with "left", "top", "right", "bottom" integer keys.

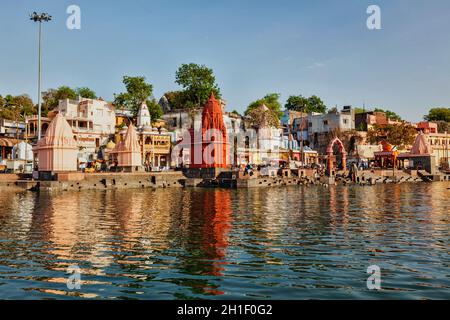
[
  {"left": 113, "top": 123, "right": 143, "bottom": 171},
  {"left": 33, "top": 113, "right": 78, "bottom": 174},
  {"left": 190, "top": 93, "right": 229, "bottom": 169}
]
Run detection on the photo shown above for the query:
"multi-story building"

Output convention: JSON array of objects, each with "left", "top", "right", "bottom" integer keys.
[
  {"left": 426, "top": 132, "right": 450, "bottom": 169},
  {"left": 355, "top": 110, "right": 404, "bottom": 131},
  {"left": 416, "top": 121, "right": 438, "bottom": 134},
  {"left": 0, "top": 118, "right": 25, "bottom": 139},
  {"left": 0, "top": 119, "right": 27, "bottom": 163},
  {"left": 307, "top": 106, "right": 355, "bottom": 153}
]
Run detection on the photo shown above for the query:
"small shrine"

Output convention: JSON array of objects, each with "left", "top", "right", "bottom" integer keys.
[
  {"left": 114, "top": 123, "right": 143, "bottom": 172},
  {"left": 398, "top": 132, "right": 436, "bottom": 174},
  {"left": 33, "top": 113, "right": 78, "bottom": 175},
  {"left": 373, "top": 140, "right": 399, "bottom": 169}
]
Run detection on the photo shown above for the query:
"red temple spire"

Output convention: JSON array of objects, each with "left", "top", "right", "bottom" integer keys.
[
  {"left": 201, "top": 92, "right": 226, "bottom": 135},
  {"left": 190, "top": 92, "right": 229, "bottom": 168}
]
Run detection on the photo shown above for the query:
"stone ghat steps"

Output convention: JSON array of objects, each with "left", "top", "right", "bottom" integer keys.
[{"left": 36, "top": 172, "right": 187, "bottom": 192}]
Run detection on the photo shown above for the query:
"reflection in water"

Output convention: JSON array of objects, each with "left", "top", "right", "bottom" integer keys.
[{"left": 0, "top": 183, "right": 449, "bottom": 299}]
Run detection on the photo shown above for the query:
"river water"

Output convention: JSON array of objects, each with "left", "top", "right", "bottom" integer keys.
[{"left": 0, "top": 183, "right": 449, "bottom": 300}]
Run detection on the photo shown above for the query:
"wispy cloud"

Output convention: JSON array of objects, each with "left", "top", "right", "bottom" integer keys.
[{"left": 307, "top": 62, "right": 326, "bottom": 69}]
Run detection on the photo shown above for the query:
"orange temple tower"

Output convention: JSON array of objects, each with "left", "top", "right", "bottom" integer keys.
[{"left": 190, "top": 93, "right": 229, "bottom": 169}]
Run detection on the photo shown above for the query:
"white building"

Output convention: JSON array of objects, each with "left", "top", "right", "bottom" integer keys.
[
  {"left": 56, "top": 98, "right": 116, "bottom": 161},
  {"left": 0, "top": 119, "right": 25, "bottom": 138},
  {"left": 308, "top": 107, "right": 355, "bottom": 135}
]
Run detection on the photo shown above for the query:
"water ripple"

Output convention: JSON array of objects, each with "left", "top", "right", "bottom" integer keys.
[{"left": 0, "top": 183, "right": 449, "bottom": 299}]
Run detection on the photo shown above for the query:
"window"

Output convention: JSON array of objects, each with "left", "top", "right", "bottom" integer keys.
[
  {"left": 343, "top": 119, "right": 348, "bottom": 125},
  {"left": 323, "top": 120, "right": 328, "bottom": 126},
  {"left": 245, "top": 136, "right": 250, "bottom": 149}
]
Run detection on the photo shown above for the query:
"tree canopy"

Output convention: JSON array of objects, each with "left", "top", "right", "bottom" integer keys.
[
  {"left": 114, "top": 76, "right": 153, "bottom": 116},
  {"left": 42, "top": 86, "right": 77, "bottom": 112},
  {"left": 285, "top": 95, "right": 327, "bottom": 114},
  {"left": 146, "top": 98, "right": 163, "bottom": 120},
  {"left": 245, "top": 93, "right": 283, "bottom": 119},
  {"left": 76, "top": 87, "right": 97, "bottom": 99},
  {"left": 244, "top": 93, "right": 283, "bottom": 127},
  {"left": 435, "top": 121, "right": 450, "bottom": 134},
  {"left": 424, "top": 107, "right": 450, "bottom": 123},
  {"left": 0, "top": 94, "right": 36, "bottom": 120},
  {"left": 161, "top": 90, "right": 192, "bottom": 111},
  {"left": 367, "top": 123, "right": 417, "bottom": 148},
  {"left": 175, "top": 63, "right": 221, "bottom": 109}
]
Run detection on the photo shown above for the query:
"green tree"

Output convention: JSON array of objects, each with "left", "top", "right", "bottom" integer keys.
[
  {"left": 11, "top": 95, "right": 35, "bottom": 117},
  {"left": 175, "top": 63, "right": 221, "bottom": 109},
  {"left": 367, "top": 123, "right": 417, "bottom": 148},
  {"left": 0, "top": 94, "right": 36, "bottom": 120},
  {"left": 146, "top": 98, "right": 163, "bottom": 120},
  {"left": 285, "top": 95, "right": 308, "bottom": 112},
  {"left": 424, "top": 107, "right": 450, "bottom": 123},
  {"left": 114, "top": 76, "right": 153, "bottom": 116},
  {"left": 42, "top": 86, "right": 77, "bottom": 111},
  {"left": 162, "top": 91, "right": 192, "bottom": 110},
  {"left": 436, "top": 121, "right": 450, "bottom": 133},
  {"left": 307, "top": 95, "right": 327, "bottom": 113},
  {"left": 246, "top": 93, "right": 283, "bottom": 119},
  {"left": 76, "top": 87, "right": 97, "bottom": 99},
  {"left": 285, "top": 95, "right": 327, "bottom": 113}
]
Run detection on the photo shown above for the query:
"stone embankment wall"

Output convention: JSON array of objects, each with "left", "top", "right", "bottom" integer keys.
[
  {"left": 0, "top": 174, "right": 36, "bottom": 191},
  {"left": 37, "top": 172, "right": 186, "bottom": 191},
  {"left": 0, "top": 169, "right": 448, "bottom": 192}
]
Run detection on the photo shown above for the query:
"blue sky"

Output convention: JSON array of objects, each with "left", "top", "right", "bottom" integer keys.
[{"left": 1, "top": 0, "right": 449, "bottom": 121}]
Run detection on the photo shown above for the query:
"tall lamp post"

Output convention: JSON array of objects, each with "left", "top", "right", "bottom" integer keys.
[{"left": 30, "top": 12, "right": 52, "bottom": 140}]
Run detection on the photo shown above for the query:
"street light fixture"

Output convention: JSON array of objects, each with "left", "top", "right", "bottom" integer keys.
[{"left": 30, "top": 12, "right": 52, "bottom": 140}]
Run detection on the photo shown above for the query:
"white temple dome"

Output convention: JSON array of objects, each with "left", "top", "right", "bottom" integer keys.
[{"left": 137, "top": 101, "right": 151, "bottom": 128}]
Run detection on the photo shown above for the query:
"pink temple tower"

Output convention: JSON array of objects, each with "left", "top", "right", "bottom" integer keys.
[
  {"left": 33, "top": 113, "right": 78, "bottom": 173},
  {"left": 115, "top": 123, "right": 143, "bottom": 171}
]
